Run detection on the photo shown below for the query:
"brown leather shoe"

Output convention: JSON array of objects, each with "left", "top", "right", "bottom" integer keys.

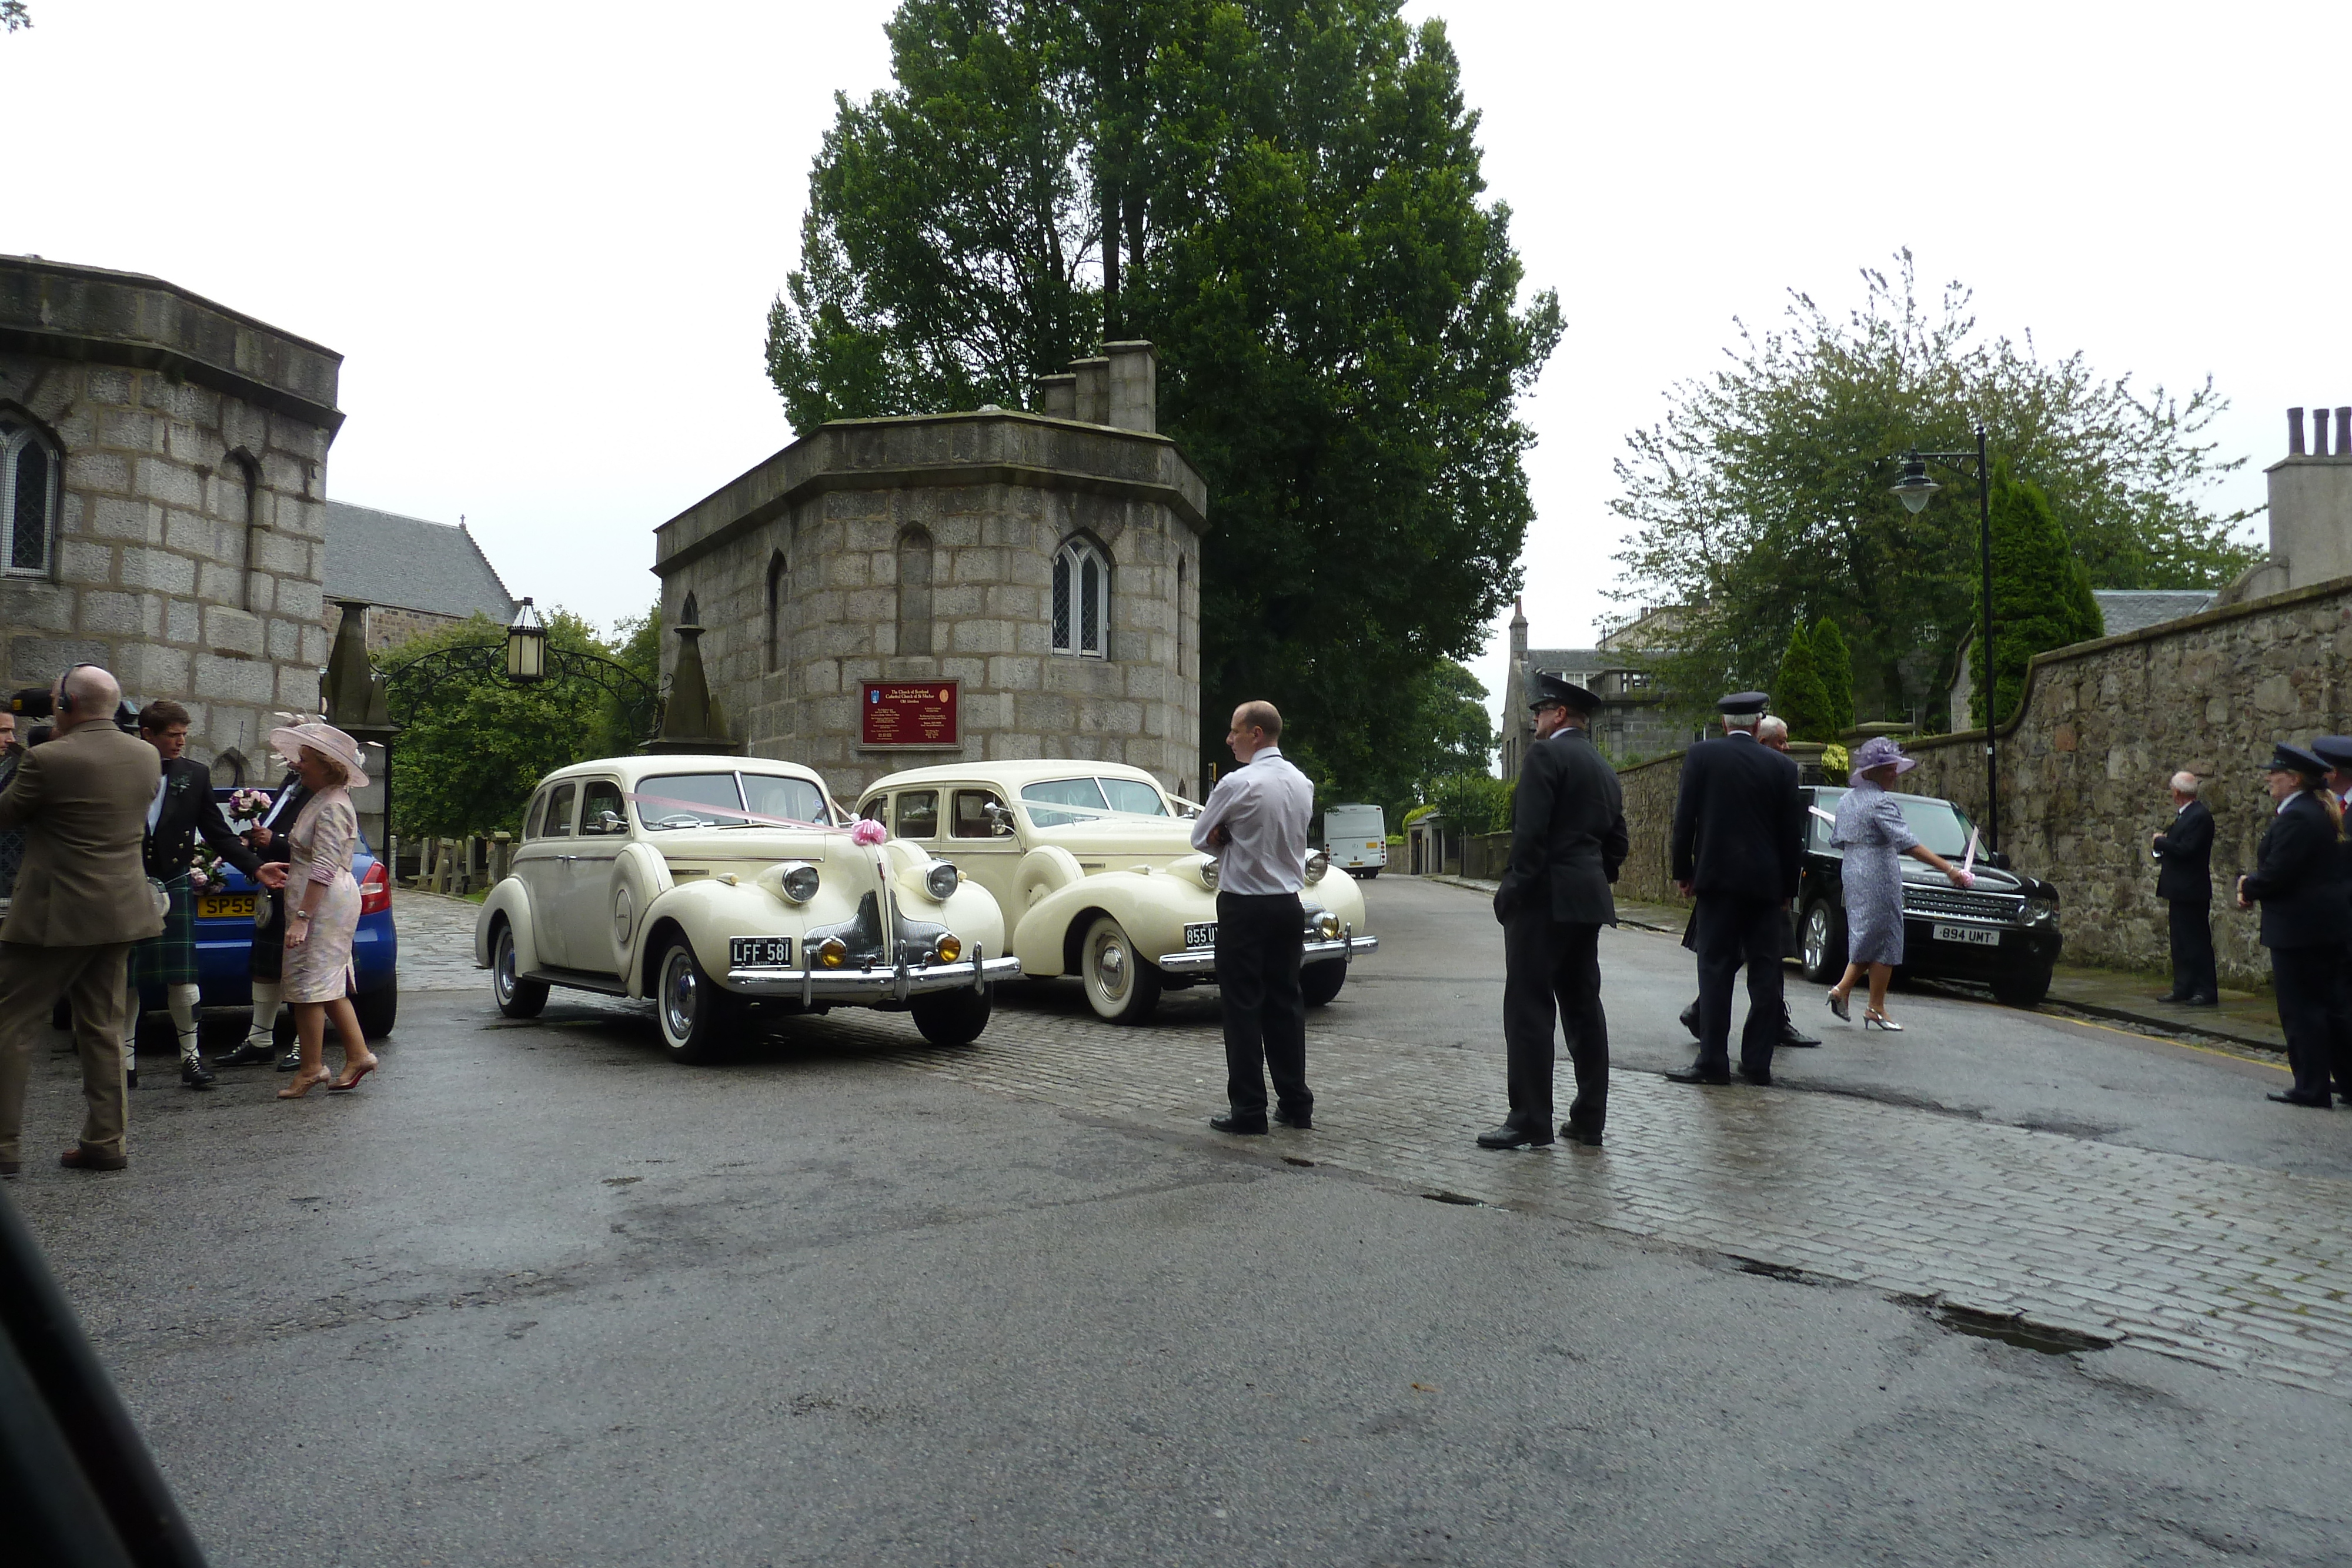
[{"left": 60, "top": 1147, "right": 128, "bottom": 1172}]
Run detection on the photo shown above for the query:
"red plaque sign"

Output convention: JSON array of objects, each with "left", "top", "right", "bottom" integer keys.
[{"left": 861, "top": 680, "right": 959, "bottom": 746}]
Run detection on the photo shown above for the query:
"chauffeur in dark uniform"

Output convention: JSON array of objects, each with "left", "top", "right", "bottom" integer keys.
[
  {"left": 2236, "top": 743, "right": 2347, "bottom": 1108},
  {"left": 1479, "top": 673, "right": 1627, "bottom": 1149},
  {"left": 1667, "top": 691, "right": 1805, "bottom": 1087},
  {"left": 2306, "top": 735, "right": 2352, "bottom": 1101},
  {"left": 2151, "top": 770, "right": 2218, "bottom": 1005}
]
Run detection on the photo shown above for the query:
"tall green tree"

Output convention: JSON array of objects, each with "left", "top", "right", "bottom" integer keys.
[
  {"left": 1610, "top": 253, "right": 2256, "bottom": 727},
  {"left": 767, "top": 1, "right": 1560, "bottom": 798},
  {"left": 1972, "top": 462, "right": 2104, "bottom": 730},
  {"left": 1771, "top": 624, "right": 1835, "bottom": 743},
  {"left": 1810, "top": 615, "right": 1855, "bottom": 735}
]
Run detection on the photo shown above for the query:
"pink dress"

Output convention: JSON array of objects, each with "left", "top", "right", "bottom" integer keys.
[{"left": 281, "top": 787, "right": 360, "bottom": 1004}]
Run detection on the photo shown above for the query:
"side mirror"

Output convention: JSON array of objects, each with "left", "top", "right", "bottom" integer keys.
[
  {"left": 984, "top": 801, "right": 1016, "bottom": 836},
  {"left": 592, "top": 810, "right": 625, "bottom": 835}
]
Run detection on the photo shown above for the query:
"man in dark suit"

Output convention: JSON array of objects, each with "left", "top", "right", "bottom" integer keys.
[
  {"left": 1678, "top": 714, "right": 1818, "bottom": 1047},
  {"left": 126, "top": 700, "right": 260, "bottom": 1090},
  {"left": 1668, "top": 691, "right": 1804, "bottom": 1086},
  {"left": 2237, "top": 744, "right": 2348, "bottom": 1108},
  {"left": 2151, "top": 770, "right": 2217, "bottom": 1006},
  {"left": 1479, "top": 673, "right": 1628, "bottom": 1149},
  {"left": 0, "top": 665, "right": 166, "bottom": 1175},
  {"left": 2307, "top": 737, "right": 2352, "bottom": 1101}
]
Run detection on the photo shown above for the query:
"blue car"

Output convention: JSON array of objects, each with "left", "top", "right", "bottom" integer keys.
[{"left": 156, "top": 786, "right": 399, "bottom": 1038}]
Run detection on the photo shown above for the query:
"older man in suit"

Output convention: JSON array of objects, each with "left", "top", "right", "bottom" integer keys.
[
  {"left": 1479, "top": 673, "right": 1628, "bottom": 1151},
  {"left": 2151, "top": 770, "right": 2217, "bottom": 1006},
  {"left": 0, "top": 666, "right": 165, "bottom": 1175},
  {"left": 1668, "top": 691, "right": 1805, "bottom": 1087}
]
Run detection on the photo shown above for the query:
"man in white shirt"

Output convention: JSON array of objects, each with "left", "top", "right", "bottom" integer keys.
[{"left": 1191, "top": 700, "right": 1315, "bottom": 1135}]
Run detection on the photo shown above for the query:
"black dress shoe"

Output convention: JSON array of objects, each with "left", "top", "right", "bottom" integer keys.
[
  {"left": 124, "top": 1066, "right": 138, "bottom": 1089},
  {"left": 1777, "top": 1028, "right": 1820, "bottom": 1048},
  {"left": 1476, "top": 1123, "right": 1553, "bottom": 1149},
  {"left": 1273, "top": 1106, "right": 1313, "bottom": 1130},
  {"left": 1738, "top": 1066, "right": 1774, "bottom": 1087},
  {"left": 2152, "top": 992, "right": 2193, "bottom": 1004},
  {"left": 1210, "top": 1113, "right": 1268, "bottom": 1135},
  {"left": 2182, "top": 995, "right": 2219, "bottom": 1007},
  {"left": 2267, "top": 1091, "right": 2332, "bottom": 1108},
  {"left": 218, "top": 1040, "right": 277, "bottom": 1068},
  {"left": 276, "top": 1047, "right": 303, "bottom": 1072},
  {"left": 181, "top": 1055, "right": 216, "bottom": 1091},
  {"left": 1678, "top": 1001, "right": 1700, "bottom": 1039},
  {"left": 1664, "top": 1065, "right": 1732, "bottom": 1085},
  {"left": 1559, "top": 1124, "right": 1603, "bottom": 1148}
]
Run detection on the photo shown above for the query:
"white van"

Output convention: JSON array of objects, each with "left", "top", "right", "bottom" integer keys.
[{"left": 1322, "top": 803, "right": 1387, "bottom": 878}]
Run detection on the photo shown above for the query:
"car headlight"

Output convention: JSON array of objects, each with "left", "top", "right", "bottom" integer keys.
[
  {"left": 924, "top": 862, "right": 960, "bottom": 901},
  {"left": 1200, "top": 857, "right": 1219, "bottom": 891},
  {"left": 934, "top": 933, "right": 963, "bottom": 964},
  {"left": 1311, "top": 910, "right": 1341, "bottom": 940},
  {"left": 780, "top": 862, "right": 820, "bottom": 904},
  {"left": 814, "top": 935, "right": 848, "bottom": 969},
  {"left": 2026, "top": 896, "right": 2059, "bottom": 923},
  {"left": 1305, "top": 848, "right": 1330, "bottom": 884}
]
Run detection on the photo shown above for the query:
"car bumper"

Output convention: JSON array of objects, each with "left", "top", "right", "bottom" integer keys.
[
  {"left": 1897, "top": 918, "right": 2062, "bottom": 977},
  {"left": 724, "top": 952, "right": 1023, "bottom": 1002},
  {"left": 1155, "top": 932, "right": 1379, "bottom": 977}
]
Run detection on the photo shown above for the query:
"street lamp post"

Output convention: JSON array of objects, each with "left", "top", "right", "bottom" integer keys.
[{"left": 1892, "top": 426, "right": 1998, "bottom": 854}]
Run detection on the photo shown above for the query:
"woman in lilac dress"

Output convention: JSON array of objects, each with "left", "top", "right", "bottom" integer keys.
[
  {"left": 259, "top": 723, "right": 380, "bottom": 1097},
  {"left": 1825, "top": 736, "right": 1973, "bottom": 1031}
]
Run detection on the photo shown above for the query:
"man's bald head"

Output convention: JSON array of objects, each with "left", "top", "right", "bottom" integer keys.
[{"left": 56, "top": 665, "right": 121, "bottom": 731}]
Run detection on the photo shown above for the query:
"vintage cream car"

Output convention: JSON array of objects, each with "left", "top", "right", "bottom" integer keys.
[
  {"left": 856, "top": 760, "right": 1377, "bottom": 1022},
  {"left": 475, "top": 755, "right": 1018, "bottom": 1062}
]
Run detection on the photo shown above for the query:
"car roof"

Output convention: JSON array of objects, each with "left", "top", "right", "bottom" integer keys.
[
  {"left": 860, "top": 758, "right": 1171, "bottom": 796},
  {"left": 535, "top": 754, "right": 831, "bottom": 789},
  {"left": 1810, "top": 784, "right": 1962, "bottom": 811}
]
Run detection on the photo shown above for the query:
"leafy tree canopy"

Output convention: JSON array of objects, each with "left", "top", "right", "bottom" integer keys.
[
  {"left": 375, "top": 606, "right": 660, "bottom": 840},
  {"left": 1610, "top": 253, "right": 2256, "bottom": 730},
  {"left": 1972, "top": 462, "right": 2103, "bottom": 729},
  {"left": 1771, "top": 624, "right": 1835, "bottom": 743},
  {"left": 767, "top": 0, "right": 1560, "bottom": 798},
  {"left": 1, "top": 4, "right": 29, "bottom": 35},
  {"left": 1810, "top": 616, "right": 1855, "bottom": 736}
]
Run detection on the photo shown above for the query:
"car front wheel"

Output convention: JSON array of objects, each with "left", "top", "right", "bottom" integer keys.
[
  {"left": 1301, "top": 960, "right": 1346, "bottom": 1008},
  {"left": 1080, "top": 914, "right": 1162, "bottom": 1024},
  {"left": 492, "top": 923, "right": 548, "bottom": 1019},
  {"left": 1992, "top": 964, "right": 2053, "bottom": 1008},
  {"left": 654, "top": 934, "right": 734, "bottom": 1064},
  {"left": 911, "top": 985, "right": 993, "bottom": 1047},
  {"left": 1800, "top": 898, "right": 1847, "bottom": 984}
]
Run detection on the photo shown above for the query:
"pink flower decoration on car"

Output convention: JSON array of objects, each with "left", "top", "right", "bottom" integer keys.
[{"left": 849, "top": 818, "right": 888, "bottom": 847}]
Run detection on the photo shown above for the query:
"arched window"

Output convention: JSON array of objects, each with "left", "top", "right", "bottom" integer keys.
[
  {"left": 1051, "top": 537, "right": 1108, "bottom": 657},
  {"left": 896, "top": 527, "right": 933, "bottom": 658},
  {"left": 766, "top": 551, "right": 787, "bottom": 673},
  {"left": 226, "top": 450, "right": 262, "bottom": 610},
  {"left": 1, "top": 414, "right": 60, "bottom": 579}
]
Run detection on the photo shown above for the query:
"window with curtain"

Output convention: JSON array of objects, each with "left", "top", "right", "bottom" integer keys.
[
  {"left": 1, "top": 417, "right": 59, "bottom": 579},
  {"left": 1051, "top": 538, "right": 1108, "bottom": 657}
]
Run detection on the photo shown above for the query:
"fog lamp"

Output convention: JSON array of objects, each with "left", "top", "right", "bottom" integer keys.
[
  {"left": 815, "top": 936, "right": 848, "bottom": 969},
  {"left": 934, "top": 933, "right": 963, "bottom": 964},
  {"left": 1312, "top": 910, "right": 1341, "bottom": 941}
]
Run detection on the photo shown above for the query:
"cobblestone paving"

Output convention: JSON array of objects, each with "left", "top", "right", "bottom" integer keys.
[{"left": 395, "top": 902, "right": 2352, "bottom": 1396}]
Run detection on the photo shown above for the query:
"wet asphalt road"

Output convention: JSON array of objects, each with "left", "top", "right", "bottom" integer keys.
[{"left": 5, "top": 877, "right": 2350, "bottom": 1566}]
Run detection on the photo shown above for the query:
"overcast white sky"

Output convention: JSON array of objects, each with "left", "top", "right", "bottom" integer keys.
[{"left": 8, "top": 1, "right": 2347, "bottom": 737}]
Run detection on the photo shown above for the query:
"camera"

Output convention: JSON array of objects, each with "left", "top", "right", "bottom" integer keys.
[{"left": 8, "top": 686, "right": 141, "bottom": 743}]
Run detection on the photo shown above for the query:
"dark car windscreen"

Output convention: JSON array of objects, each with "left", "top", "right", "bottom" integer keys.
[{"left": 1812, "top": 788, "right": 1977, "bottom": 856}]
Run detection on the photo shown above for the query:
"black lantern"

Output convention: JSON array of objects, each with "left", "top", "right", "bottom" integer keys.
[{"left": 506, "top": 597, "right": 547, "bottom": 684}]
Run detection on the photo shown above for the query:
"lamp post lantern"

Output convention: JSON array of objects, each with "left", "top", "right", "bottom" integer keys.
[
  {"left": 506, "top": 597, "right": 547, "bottom": 684},
  {"left": 1888, "top": 427, "right": 1998, "bottom": 852}
]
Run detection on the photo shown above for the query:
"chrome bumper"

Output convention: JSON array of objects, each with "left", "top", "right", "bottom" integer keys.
[
  {"left": 1156, "top": 932, "right": 1378, "bottom": 977},
  {"left": 724, "top": 951, "right": 1021, "bottom": 1002}
]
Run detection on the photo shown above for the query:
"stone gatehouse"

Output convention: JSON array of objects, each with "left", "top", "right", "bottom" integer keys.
[
  {"left": 652, "top": 342, "right": 1207, "bottom": 800},
  {"left": 0, "top": 254, "right": 340, "bottom": 778}
]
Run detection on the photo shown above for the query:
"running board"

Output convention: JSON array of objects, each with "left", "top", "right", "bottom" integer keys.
[{"left": 521, "top": 967, "right": 632, "bottom": 997}]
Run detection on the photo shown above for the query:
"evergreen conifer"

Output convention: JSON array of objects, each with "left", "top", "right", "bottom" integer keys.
[
  {"left": 1972, "top": 462, "right": 2106, "bottom": 728},
  {"left": 1772, "top": 624, "right": 1836, "bottom": 742},
  {"left": 1810, "top": 616, "right": 1855, "bottom": 735}
]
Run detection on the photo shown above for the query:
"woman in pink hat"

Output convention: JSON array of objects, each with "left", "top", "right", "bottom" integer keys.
[
  {"left": 256, "top": 722, "right": 380, "bottom": 1096},
  {"left": 1825, "top": 735, "right": 1973, "bottom": 1031}
]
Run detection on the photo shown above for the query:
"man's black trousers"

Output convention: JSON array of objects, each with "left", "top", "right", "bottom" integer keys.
[
  {"left": 1693, "top": 894, "right": 1783, "bottom": 1076},
  {"left": 1215, "top": 891, "right": 1308, "bottom": 1120},
  {"left": 2270, "top": 943, "right": 2338, "bottom": 1101},
  {"left": 2328, "top": 943, "right": 2352, "bottom": 1097},
  {"left": 2165, "top": 898, "right": 2216, "bottom": 1002},
  {"left": 1501, "top": 911, "right": 1608, "bottom": 1135}
]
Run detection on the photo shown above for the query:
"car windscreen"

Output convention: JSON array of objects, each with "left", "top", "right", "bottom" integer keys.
[
  {"left": 636, "top": 773, "right": 745, "bottom": 829},
  {"left": 1099, "top": 778, "right": 1167, "bottom": 816},
  {"left": 1813, "top": 788, "right": 1976, "bottom": 857},
  {"left": 741, "top": 773, "right": 830, "bottom": 827},
  {"left": 1021, "top": 777, "right": 1108, "bottom": 828}
]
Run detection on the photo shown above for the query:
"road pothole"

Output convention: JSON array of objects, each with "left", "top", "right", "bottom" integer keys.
[{"left": 1935, "top": 1302, "right": 2116, "bottom": 1354}]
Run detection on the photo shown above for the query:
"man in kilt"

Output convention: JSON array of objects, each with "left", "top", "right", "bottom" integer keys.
[{"left": 127, "top": 701, "right": 259, "bottom": 1090}]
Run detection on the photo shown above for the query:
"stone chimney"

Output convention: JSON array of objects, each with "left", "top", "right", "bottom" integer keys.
[
  {"left": 1103, "top": 341, "right": 1157, "bottom": 432},
  {"left": 1071, "top": 357, "right": 1111, "bottom": 425},
  {"left": 2261, "top": 402, "right": 2352, "bottom": 592},
  {"left": 1035, "top": 373, "right": 1077, "bottom": 420}
]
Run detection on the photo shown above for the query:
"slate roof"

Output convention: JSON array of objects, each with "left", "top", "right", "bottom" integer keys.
[
  {"left": 323, "top": 501, "right": 516, "bottom": 621},
  {"left": 2090, "top": 589, "right": 2217, "bottom": 636}
]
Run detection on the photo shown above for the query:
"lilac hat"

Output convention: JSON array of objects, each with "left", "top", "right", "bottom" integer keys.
[{"left": 1850, "top": 735, "right": 1917, "bottom": 776}]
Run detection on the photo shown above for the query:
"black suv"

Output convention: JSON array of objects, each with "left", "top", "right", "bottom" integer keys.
[{"left": 1790, "top": 787, "right": 2063, "bottom": 1007}]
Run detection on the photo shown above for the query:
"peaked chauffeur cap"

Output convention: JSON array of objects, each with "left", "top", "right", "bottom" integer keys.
[
  {"left": 2308, "top": 735, "right": 2352, "bottom": 770},
  {"left": 2268, "top": 742, "right": 2330, "bottom": 780},
  {"left": 1716, "top": 691, "right": 1769, "bottom": 717},
  {"left": 1530, "top": 671, "right": 1601, "bottom": 714}
]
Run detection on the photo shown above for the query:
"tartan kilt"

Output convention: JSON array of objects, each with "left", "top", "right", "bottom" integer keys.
[{"left": 128, "top": 874, "right": 199, "bottom": 988}]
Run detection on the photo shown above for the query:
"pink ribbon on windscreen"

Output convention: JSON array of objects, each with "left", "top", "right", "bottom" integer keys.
[{"left": 623, "top": 792, "right": 887, "bottom": 844}]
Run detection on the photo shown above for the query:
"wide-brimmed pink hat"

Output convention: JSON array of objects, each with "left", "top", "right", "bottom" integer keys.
[
  {"left": 269, "top": 721, "right": 369, "bottom": 788},
  {"left": 1850, "top": 735, "right": 1917, "bottom": 777}
]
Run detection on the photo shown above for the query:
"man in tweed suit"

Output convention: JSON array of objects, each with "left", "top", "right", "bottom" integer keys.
[{"left": 0, "top": 666, "right": 164, "bottom": 1175}]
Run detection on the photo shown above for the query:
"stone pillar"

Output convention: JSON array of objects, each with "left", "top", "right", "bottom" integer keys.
[
  {"left": 646, "top": 621, "right": 743, "bottom": 755},
  {"left": 1036, "top": 373, "right": 1077, "bottom": 420},
  {"left": 1104, "top": 341, "right": 1157, "bottom": 432},
  {"left": 1071, "top": 357, "right": 1111, "bottom": 425}
]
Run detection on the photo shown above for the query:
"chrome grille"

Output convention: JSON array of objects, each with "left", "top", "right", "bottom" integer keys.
[{"left": 1903, "top": 885, "right": 2025, "bottom": 923}]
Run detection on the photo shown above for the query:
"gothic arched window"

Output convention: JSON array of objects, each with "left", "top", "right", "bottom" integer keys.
[
  {"left": 1, "top": 414, "right": 60, "bottom": 579},
  {"left": 1051, "top": 537, "right": 1108, "bottom": 658},
  {"left": 897, "top": 527, "right": 933, "bottom": 658},
  {"left": 766, "top": 551, "right": 787, "bottom": 673},
  {"left": 226, "top": 449, "right": 262, "bottom": 610}
]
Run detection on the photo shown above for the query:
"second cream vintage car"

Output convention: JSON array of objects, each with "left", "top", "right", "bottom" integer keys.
[
  {"left": 475, "top": 754, "right": 1019, "bottom": 1062},
  {"left": 856, "top": 760, "right": 1377, "bottom": 1022}
]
